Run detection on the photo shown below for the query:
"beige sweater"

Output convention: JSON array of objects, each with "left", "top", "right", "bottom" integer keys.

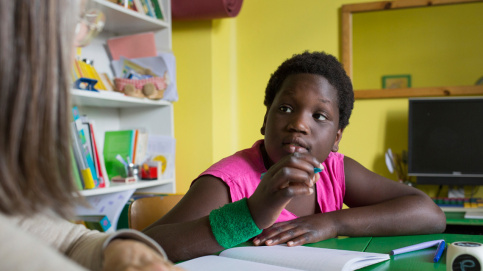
[{"left": 0, "top": 211, "right": 166, "bottom": 270}]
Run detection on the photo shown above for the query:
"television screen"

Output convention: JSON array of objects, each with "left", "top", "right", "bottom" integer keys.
[{"left": 408, "top": 97, "right": 483, "bottom": 185}]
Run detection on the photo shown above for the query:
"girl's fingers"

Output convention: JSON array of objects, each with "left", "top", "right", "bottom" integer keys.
[{"left": 254, "top": 224, "right": 311, "bottom": 247}]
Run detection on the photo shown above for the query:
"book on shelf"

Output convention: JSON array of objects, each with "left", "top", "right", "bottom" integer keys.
[
  {"left": 132, "top": 0, "right": 145, "bottom": 15},
  {"left": 106, "top": 32, "right": 157, "bottom": 61},
  {"left": 103, "top": 130, "right": 136, "bottom": 180},
  {"left": 72, "top": 107, "right": 99, "bottom": 187},
  {"left": 150, "top": 0, "right": 165, "bottom": 20},
  {"left": 79, "top": 121, "right": 97, "bottom": 177},
  {"left": 99, "top": 73, "right": 115, "bottom": 91},
  {"left": 70, "top": 148, "right": 84, "bottom": 190},
  {"left": 177, "top": 245, "right": 390, "bottom": 271},
  {"left": 84, "top": 119, "right": 110, "bottom": 188},
  {"left": 141, "top": 0, "right": 156, "bottom": 18},
  {"left": 71, "top": 121, "right": 96, "bottom": 189},
  {"left": 118, "top": 0, "right": 136, "bottom": 11},
  {"left": 70, "top": 108, "right": 111, "bottom": 190},
  {"left": 133, "top": 130, "right": 149, "bottom": 164},
  {"left": 103, "top": 129, "right": 174, "bottom": 181},
  {"left": 74, "top": 59, "right": 108, "bottom": 91},
  {"left": 145, "top": 134, "right": 175, "bottom": 179}
]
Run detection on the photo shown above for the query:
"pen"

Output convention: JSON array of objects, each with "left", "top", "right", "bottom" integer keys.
[
  {"left": 433, "top": 240, "right": 446, "bottom": 262},
  {"left": 260, "top": 166, "right": 324, "bottom": 179},
  {"left": 390, "top": 239, "right": 445, "bottom": 255}
]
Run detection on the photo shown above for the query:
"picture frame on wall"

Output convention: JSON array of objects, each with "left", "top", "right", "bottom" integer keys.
[{"left": 382, "top": 75, "right": 411, "bottom": 89}]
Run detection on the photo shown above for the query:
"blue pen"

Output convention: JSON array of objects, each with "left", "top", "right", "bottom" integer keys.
[
  {"left": 433, "top": 240, "right": 446, "bottom": 262},
  {"left": 260, "top": 166, "right": 324, "bottom": 179}
]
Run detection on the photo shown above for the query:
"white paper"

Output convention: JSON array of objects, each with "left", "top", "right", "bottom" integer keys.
[
  {"left": 157, "top": 52, "right": 178, "bottom": 101},
  {"left": 145, "top": 134, "right": 175, "bottom": 179},
  {"left": 176, "top": 245, "right": 390, "bottom": 271},
  {"left": 465, "top": 211, "right": 483, "bottom": 219},
  {"left": 177, "top": 255, "right": 301, "bottom": 271},
  {"left": 75, "top": 189, "right": 135, "bottom": 232}
]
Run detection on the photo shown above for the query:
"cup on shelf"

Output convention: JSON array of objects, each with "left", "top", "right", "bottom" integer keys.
[{"left": 127, "top": 163, "right": 141, "bottom": 181}]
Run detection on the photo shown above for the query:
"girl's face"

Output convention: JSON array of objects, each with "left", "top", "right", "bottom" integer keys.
[{"left": 261, "top": 73, "right": 343, "bottom": 167}]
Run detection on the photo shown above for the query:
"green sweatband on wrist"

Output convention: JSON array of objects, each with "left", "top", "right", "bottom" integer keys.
[{"left": 209, "top": 198, "right": 263, "bottom": 249}]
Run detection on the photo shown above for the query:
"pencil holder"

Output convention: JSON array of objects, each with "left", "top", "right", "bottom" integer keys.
[{"left": 127, "top": 163, "right": 141, "bottom": 181}]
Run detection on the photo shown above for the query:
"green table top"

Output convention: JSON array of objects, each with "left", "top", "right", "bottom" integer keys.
[
  {"left": 445, "top": 211, "right": 483, "bottom": 225},
  {"left": 358, "top": 234, "right": 483, "bottom": 270},
  {"left": 224, "top": 234, "right": 483, "bottom": 270},
  {"left": 304, "top": 236, "right": 372, "bottom": 252}
]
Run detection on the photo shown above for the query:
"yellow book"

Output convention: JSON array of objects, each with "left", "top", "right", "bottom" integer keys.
[
  {"left": 81, "top": 168, "right": 96, "bottom": 189},
  {"left": 79, "top": 61, "right": 92, "bottom": 79},
  {"left": 74, "top": 59, "right": 84, "bottom": 78},
  {"left": 87, "top": 64, "right": 107, "bottom": 90}
]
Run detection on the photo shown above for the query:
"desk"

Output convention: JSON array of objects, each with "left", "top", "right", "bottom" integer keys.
[
  {"left": 444, "top": 212, "right": 483, "bottom": 235},
  {"left": 305, "top": 234, "right": 483, "bottom": 270}
]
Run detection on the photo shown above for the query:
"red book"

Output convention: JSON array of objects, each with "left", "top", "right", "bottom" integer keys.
[
  {"left": 107, "top": 32, "right": 157, "bottom": 61},
  {"left": 89, "top": 122, "right": 106, "bottom": 188}
]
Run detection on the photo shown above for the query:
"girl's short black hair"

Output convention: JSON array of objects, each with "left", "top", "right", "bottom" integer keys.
[{"left": 264, "top": 51, "right": 354, "bottom": 129}]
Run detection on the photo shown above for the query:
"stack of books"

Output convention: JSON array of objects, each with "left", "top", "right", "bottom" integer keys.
[{"left": 71, "top": 106, "right": 109, "bottom": 190}]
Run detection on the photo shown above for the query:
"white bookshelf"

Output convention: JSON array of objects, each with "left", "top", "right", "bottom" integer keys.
[
  {"left": 74, "top": 0, "right": 175, "bottom": 198},
  {"left": 80, "top": 178, "right": 175, "bottom": 197}
]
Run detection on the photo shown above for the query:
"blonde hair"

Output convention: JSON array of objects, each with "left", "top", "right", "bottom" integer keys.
[{"left": 0, "top": 0, "right": 81, "bottom": 217}]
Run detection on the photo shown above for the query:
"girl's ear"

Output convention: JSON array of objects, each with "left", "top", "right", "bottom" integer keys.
[
  {"left": 260, "top": 111, "right": 268, "bottom": 135},
  {"left": 331, "top": 128, "right": 344, "bottom": 152}
]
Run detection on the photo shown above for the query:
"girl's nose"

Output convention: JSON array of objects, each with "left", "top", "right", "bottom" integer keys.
[{"left": 287, "top": 113, "right": 309, "bottom": 134}]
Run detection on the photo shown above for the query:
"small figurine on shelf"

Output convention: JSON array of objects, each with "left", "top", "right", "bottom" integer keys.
[{"left": 74, "top": 77, "right": 99, "bottom": 92}]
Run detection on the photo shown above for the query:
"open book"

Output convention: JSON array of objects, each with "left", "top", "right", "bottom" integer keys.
[{"left": 176, "top": 245, "right": 389, "bottom": 271}]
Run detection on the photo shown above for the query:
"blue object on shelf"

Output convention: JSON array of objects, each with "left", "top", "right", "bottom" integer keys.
[{"left": 74, "top": 77, "right": 99, "bottom": 92}]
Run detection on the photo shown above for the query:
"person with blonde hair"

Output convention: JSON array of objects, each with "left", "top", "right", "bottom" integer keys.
[{"left": 0, "top": 1, "right": 181, "bottom": 270}]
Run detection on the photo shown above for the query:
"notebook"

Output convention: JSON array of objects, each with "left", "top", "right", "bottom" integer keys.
[{"left": 177, "top": 245, "right": 389, "bottom": 271}]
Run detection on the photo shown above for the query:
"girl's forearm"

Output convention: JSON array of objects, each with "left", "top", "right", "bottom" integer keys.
[
  {"left": 330, "top": 194, "right": 446, "bottom": 237},
  {"left": 144, "top": 216, "right": 223, "bottom": 263}
]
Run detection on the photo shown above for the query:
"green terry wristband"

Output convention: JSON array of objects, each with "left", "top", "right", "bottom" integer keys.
[{"left": 209, "top": 198, "right": 263, "bottom": 249}]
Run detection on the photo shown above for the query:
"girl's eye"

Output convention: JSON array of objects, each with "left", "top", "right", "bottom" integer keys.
[
  {"left": 279, "top": 106, "right": 292, "bottom": 113},
  {"left": 314, "top": 113, "right": 327, "bottom": 121}
]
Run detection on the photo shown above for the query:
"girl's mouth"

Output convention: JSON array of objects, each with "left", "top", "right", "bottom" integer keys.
[{"left": 282, "top": 138, "right": 309, "bottom": 154}]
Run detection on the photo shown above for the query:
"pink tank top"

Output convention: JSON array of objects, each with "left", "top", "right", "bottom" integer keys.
[{"left": 197, "top": 140, "right": 346, "bottom": 223}]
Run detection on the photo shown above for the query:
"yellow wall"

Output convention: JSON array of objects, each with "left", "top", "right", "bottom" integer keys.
[
  {"left": 352, "top": 2, "right": 483, "bottom": 89},
  {"left": 171, "top": 20, "right": 215, "bottom": 192},
  {"left": 172, "top": 0, "right": 481, "bottom": 198},
  {"left": 173, "top": 0, "right": 370, "bottom": 193}
]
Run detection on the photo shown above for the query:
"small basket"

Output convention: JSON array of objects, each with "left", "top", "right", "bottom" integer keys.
[{"left": 114, "top": 77, "right": 168, "bottom": 99}]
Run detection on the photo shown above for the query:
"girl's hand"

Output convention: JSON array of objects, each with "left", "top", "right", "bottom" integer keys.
[
  {"left": 252, "top": 214, "right": 337, "bottom": 247},
  {"left": 103, "top": 239, "right": 184, "bottom": 271},
  {"left": 247, "top": 152, "right": 321, "bottom": 230}
]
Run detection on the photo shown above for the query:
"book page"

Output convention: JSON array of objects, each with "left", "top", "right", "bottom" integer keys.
[
  {"left": 75, "top": 189, "right": 135, "bottom": 232},
  {"left": 176, "top": 255, "right": 302, "bottom": 271},
  {"left": 220, "top": 245, "right": 389, "bottom": 271}
]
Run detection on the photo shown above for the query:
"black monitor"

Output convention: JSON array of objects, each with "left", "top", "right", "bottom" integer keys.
[{"left": 408, "top": 97, "right": 483, "bottom": 186}]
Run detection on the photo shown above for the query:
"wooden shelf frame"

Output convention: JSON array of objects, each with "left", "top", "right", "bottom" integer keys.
[{"left": 340, "top": 0, "right": 483, "bottom": 99}]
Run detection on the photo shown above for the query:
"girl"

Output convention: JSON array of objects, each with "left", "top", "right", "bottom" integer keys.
[{"left": 144, "top": 51, "right": 446, "bottom": 262}]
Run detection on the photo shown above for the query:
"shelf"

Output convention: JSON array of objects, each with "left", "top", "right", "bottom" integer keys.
[
  {"left": 80, "top": 178, "right": 174, "bottom": 196},
  {"left": 72, "top": 0, "right": 176, "bottom": 202},
  {"left": 441, "top": 207, "right": 483, "bottom": 212},
  {"left": 71, "top": 89, "right": 172, "bottom": 108},
  {"left": 94, "top": 0, "right": 168, "bottom": 35}
]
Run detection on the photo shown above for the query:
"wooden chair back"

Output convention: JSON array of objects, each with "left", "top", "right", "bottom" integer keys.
[{"left": 128, "top": 194, "right": 184, "bottom": 231}]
